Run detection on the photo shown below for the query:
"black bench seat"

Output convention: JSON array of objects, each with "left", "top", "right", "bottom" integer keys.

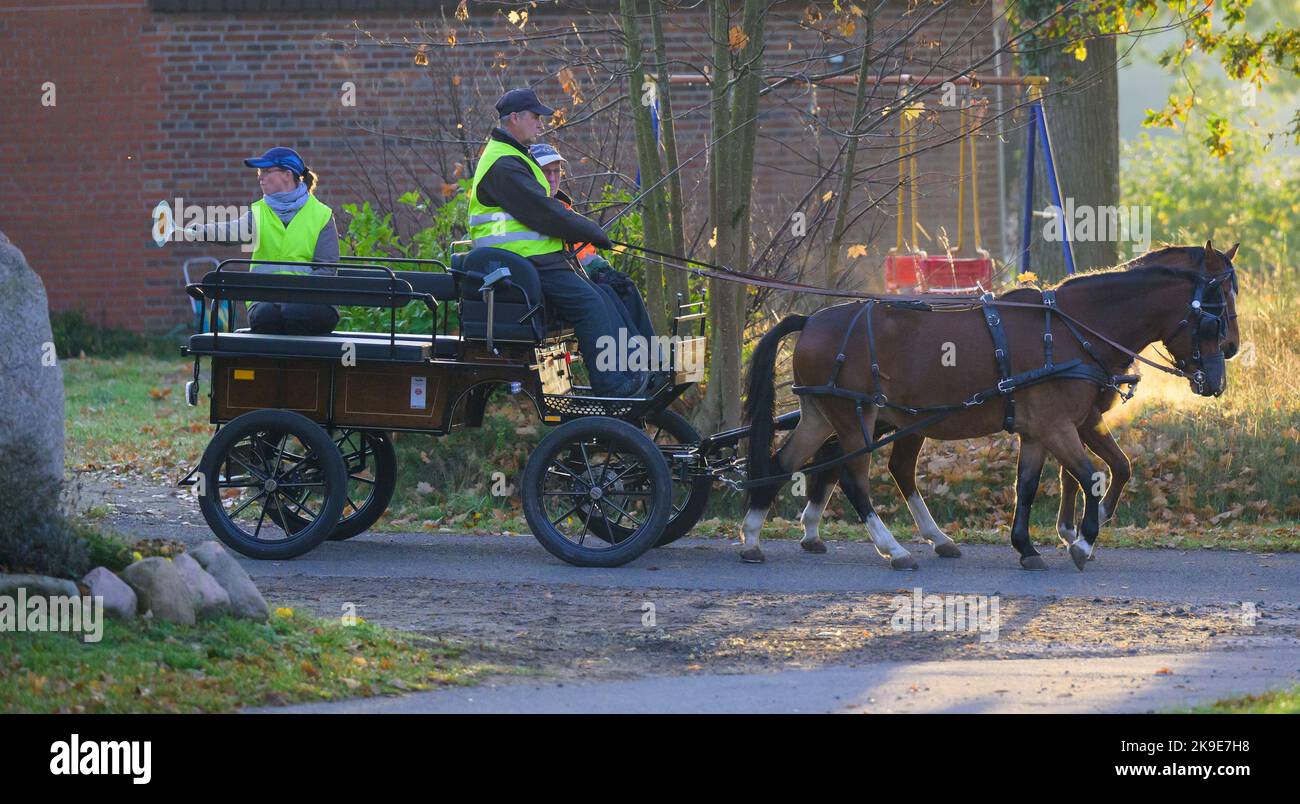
[{"left": 187, "top": 332, "right": 431, "bottom": 362}]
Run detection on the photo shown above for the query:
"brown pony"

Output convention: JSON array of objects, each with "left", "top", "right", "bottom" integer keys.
[{"left": 741, "top": 242, "right": 1241, "bottom": 571}]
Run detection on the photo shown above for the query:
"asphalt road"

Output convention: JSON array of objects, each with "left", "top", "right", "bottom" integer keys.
[{"left": 239, "top": 532, "right": 1298, "bottom": 606}]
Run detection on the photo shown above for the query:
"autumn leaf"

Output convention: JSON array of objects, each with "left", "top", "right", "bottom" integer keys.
[
  {"left": 446, "top": 31, "right": 457, "bottom": 47},
  {"left": 846, "top": 244, "right": 868, "bottom": 259},
  {"left": 1070, "top": 41, "right": 1088, "bottom": 62},
  {"left": 836, "top": 17, "right": 856, "bottom": 38},
  {"left": 451, "top": 75, "right": 461, "bottom": 86},
  {"left": 455, "top": 0, "right": 469, "bottom": 21},
  {"left": 1017, "top": 271, "right": 1038, "bottom": 284},
  {"left": 821, "top": 189, "right": 834, "bottom": 203},
  {"left": 728, "top": 25, "right": 749, "bottom": 51},
  {"left": 802, "top": 4, "right": 823, "bottom": 25},
  {"left": 414, "top": 44, "right": 429, "bottom": 66},
  {"left": 508, "top": 9, "right": 528, "bottom": 29},
  {"left": 148, "top": 387, "right": 171, "bottom": 400},
  {"left": 440, "top": 182, "right": 459, "bottom": 199}
]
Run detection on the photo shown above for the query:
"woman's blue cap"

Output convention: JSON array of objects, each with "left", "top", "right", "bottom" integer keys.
[{"left": 244, "top": 147, "right": 306, "bottom": 176}]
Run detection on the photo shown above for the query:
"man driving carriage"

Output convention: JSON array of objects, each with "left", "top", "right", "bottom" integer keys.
[{"left": 471, "top": 88, "right": 666, "bottom": 398}]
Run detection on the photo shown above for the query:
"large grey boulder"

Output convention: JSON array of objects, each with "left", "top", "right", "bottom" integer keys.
[
  {"left": 120, "top": 558, "right": 196, "bottom": 625},
  {"left": 0, "top": 229, "right": 64, "bottom": 490},
  {"left": 172, "top": 553, "right": 231, "bottom": 619},
  {"left": 0, "top": 573, "right": 79, "bottom": 599},
  {"left": 190, "top": 542, "right": 268, "bottom": 621},
  {"left": 81, "top": 567, "right": 138, "bottom": 621}
]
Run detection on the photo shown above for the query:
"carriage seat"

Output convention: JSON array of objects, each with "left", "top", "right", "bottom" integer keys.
[
  {"left": 187, "top": 331, "right": 431, "bottom": 362},
  {"left": 451, "top": 248, "right": 573, "bottom": 343},
  {"left": 338, "top": 267, "right": 458, "bottom": 301}
]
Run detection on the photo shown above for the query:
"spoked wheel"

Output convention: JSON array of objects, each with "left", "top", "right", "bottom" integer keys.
[
  {"left": 585, "top": 410, "right": 711, "bottom": 548},
  {"left": 522, "top": 417, "right": 672, "bottom": 567},
  {"left": 197, "top": 410, "right": 346, "bottom": 560},
  {"left": 266, "top": 429, "right": 397, "bottom": 541}
]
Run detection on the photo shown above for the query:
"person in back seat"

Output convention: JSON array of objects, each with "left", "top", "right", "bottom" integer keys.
[
  {"left": 530, "top": 143, "right": 657, "bottom": 347},
  {"left": 185, "top": 147, "right": 340, "bottom": 336},
  {"left": 470, "top": 88, "right": 665, "bottom": 398}
]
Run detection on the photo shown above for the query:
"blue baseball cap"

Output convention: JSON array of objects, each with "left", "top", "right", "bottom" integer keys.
[
  {"left": 495, "top": 87, "right": 554, "bottom": 117},
  {"left": 529, "top": 143, "right": 567, "bottom": 167},
  {"left": 244, "top": 146, "right": 306, "bottom": 176}
]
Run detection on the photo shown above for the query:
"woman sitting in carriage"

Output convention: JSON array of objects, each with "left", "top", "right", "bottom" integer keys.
[{"left": 184, "top": 146, "right": 341, "bottom": 336}]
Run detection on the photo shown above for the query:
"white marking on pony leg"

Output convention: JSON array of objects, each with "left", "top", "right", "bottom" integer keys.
[
  {"left": 798, "top": 498, "right": 825, "bottom": 545},
  {"left": 905, "top": 493, "right": 953, "bottom": 546},
  {"left": 1057, "top": 523, "right": 1077, "bottom": 548},
  {"left": 740, "top": 508, "right": 766, "bottom": 550},
  {"left": 865, "top": 512, "right": 909, "bottom": 560},
  {"left": 1070, "top": 537, "right": 1094, "bottom": 558}
]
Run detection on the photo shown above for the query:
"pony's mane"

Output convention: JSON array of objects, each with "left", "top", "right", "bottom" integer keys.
[{"left": 1047, "top": 246, "right": 1206, "bottom": 291}]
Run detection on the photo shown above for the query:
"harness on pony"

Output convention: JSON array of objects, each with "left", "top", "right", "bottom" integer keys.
[{"left": 739, "top": 255, "right": 1236, "bottom": 490}]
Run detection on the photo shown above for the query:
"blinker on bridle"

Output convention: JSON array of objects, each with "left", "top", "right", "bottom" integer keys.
[{"left": 1159, "top": 249, "right": 1237, "bottom": 394}]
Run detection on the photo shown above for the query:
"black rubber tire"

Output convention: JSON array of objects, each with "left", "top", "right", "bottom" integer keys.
[
  {"left": 197, "top": 409, "right": 346, "bottom": 560},
  {"left": 584, "top": 410, "right": 711, "bottom": 547},
  {"left": 522, "top": 417, "right": 672, "bottom": 568},
  {"left": 327, "top": 430, "right": 397, "bottom": 540},
  {"left": 266, "top": 430, "right": 397, "bottom": 541}
]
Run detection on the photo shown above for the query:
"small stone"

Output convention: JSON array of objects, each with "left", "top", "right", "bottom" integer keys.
[
  {"left": 121, "top": 558, "right": 196, "bottom": 625},
  {"left": 189, "top": 542, "right": 268, "bottom": 621},
  {"left": 81, "top": 567, "right": 137, "bottom": 620},
  {"left": 172, "top": 553, "right": 231, "bottom": 619},
  {"left": 0, "top": 574, "right": 78, "bottom": 599}
]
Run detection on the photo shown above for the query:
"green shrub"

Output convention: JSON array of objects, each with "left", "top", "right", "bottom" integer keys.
[
  {"left": 51, "top": 310, "right": 185, "bottom": 360},
  {"left": 0, "top": 446, "right": 87, "bottom": 578}
]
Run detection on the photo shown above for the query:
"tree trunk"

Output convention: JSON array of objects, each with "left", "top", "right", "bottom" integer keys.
[
  {"left": 648, "top": 1, "right": 689, "bottom": 316},
  {"left": 696, "top": 0, "right": 765, "bottom": 434},
  {"left": 825, "top": 18, "right": 874, "bottom": 291},
  {"left": 1026, "top": 34, "right": 1121, "bottom": 279},
  {"left": 619, "top": 0, "right": 670, "bottom": 334}
]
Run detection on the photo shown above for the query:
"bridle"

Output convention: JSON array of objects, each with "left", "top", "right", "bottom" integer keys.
[{"left": 1153, "top": 250, "right": 1238, "bottom": 395}]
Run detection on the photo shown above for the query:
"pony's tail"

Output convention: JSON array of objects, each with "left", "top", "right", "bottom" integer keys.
[{"left": 743, "top": 314, "right": 809, "bottom": 488}]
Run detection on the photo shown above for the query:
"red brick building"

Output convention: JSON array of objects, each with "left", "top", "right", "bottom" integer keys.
[{"left": 0, "top": 0, "right": 1010, "bottom": 331}]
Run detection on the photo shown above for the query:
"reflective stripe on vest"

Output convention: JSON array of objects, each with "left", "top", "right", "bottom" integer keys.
[{"left": 467, "top": 138, "right": 566, "bottom": 258}]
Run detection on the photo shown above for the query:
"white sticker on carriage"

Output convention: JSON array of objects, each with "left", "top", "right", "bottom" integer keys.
[{"left": 410, "top": 376, "right": 427, "bottom": 409}]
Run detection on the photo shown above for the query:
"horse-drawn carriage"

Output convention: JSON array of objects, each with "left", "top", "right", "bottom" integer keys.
[{"left": 179, "top": 246, "right": 731, "bottom": 567}]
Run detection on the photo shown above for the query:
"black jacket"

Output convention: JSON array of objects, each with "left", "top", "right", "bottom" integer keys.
[{"left": 474, "top": 128, "right": 612, "bottom": 269}]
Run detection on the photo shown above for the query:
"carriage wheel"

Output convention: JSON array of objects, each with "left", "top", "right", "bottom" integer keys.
[
  {"left": 196, "top": 410, "right": 346, "bottom": 560},
  {"left": 522, "top": 417, "right": 672, "bottom": 567},
  {"left": 584, "top": 410, "right": 711, "bottom": 548},
  {"left": 266, "top": 429, "right": 397, "bottom": 541}
]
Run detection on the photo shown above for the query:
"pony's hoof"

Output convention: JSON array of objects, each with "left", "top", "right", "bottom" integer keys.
[
  {"left": 1069, "top": 542, "right": 1091, "bottom": 571},
  {"left": 890, "top": 555, "right": 919, "bottom": 571},
  {"left": 740, "top": 547, "right": 766, "bottom": 564},
  {"left": 800, "top": 539, "right": 827, "bottom": 554},
  {"left": 933, "top": 541, "right": 962, "bottom": 558},
  {"left": 1019, "top": 554, "right": 1048, "bottom": 571}
]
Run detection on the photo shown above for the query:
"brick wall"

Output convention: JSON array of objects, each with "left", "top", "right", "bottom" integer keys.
[{"left": 0, "top": 0, "right": 1007, "bottom": 331}]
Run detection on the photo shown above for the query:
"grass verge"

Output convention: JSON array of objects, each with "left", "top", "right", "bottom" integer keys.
[
  {"left": 0, "top": 610, "right": 495, "bottom": 713},
  {"left": 1193, "top": 686, "right": 1300, "bottom": 714}
]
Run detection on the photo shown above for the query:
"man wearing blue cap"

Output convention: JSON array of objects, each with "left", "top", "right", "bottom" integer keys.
[
  {"left": 469, "top": 88, "right": 658, "bottom": 398},
  {"left": 185, "top": 146, "right": 340, "bottom": 335}
]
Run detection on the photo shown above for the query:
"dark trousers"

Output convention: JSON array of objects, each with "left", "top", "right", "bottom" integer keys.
[
  {"left": 537, "top": 268, "right": 640, "bottom": 395},
  {"left": 248, "top": 302, "right": 339, "bottom": 336}
]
